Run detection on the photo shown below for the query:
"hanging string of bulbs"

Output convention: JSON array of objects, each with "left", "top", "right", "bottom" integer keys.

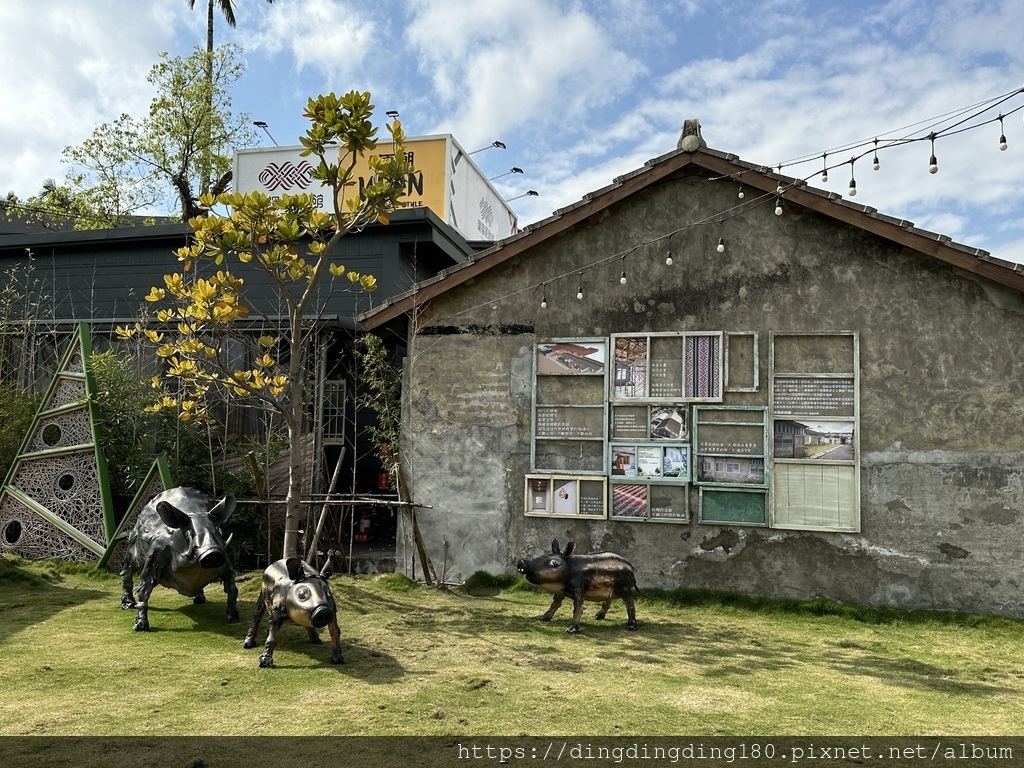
[{"left": 447, "top": 85, "right": 1024, "bottom": 318}]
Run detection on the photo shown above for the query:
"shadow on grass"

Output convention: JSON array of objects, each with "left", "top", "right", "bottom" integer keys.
[{"left": 0, "top": 555, "right": 111, "bottom": 643}]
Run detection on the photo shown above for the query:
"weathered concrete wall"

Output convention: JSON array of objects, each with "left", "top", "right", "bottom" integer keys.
[{"left": 398, "top": 173, "right": 1024, "bottom": 617}]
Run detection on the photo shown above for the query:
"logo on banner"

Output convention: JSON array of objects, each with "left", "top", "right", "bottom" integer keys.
[{"left": 258, "top": 161, "right": 316, "bottom": 191}]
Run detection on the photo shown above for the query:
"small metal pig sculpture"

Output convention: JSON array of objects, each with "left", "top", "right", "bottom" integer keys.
[
  {"left": 119, "top": 487, "right": 239, "bottom": 631},
  {"left": 243, "top": 557, "right": 343, "bottom": 668},
  {"left": 517, "top": 538, "right": 639, "bottom": 634}
]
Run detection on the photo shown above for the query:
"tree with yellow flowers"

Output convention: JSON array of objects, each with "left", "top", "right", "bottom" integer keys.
[{"left": 118, "top": 90, "right": 411, "bottom": 558}]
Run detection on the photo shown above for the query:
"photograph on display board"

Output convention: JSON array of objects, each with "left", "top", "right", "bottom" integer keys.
[
  {"left": 651, "top": 406, "right": 687, "bottom": 439},
  {"left": 613, "top": 336, "right": 648, "bottom": 398},
  {"left": 774, "top": 420, "right": 855, "bottom": 460},
  {"left": 684, "top": 334, "right": 722, "bottom": 399},
  {"left": 553, "top": 479, "right": 576, "bottom": 514},
  {"left": 637, "top": 446, "right": 663, "bottom": 477},
  {"left": 536, "top": 342, "right": 606, "bottom": 375},
  {"left": 697, "top": 456, "right": 765, "bottom": 485},
  {"left": 612, "top": 483, "right": 647, "bottom": 517},
  {"left": 528, "top": 477, "right": 551, "bottom": 513},
  {"left": 611, "top": 445, "right": 637, "bottom": 476},
  {"left": 663, "top": 446, "right": 689, "bottom": 478}
]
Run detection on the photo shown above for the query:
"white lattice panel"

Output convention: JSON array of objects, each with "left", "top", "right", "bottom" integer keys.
[
  {"left": 0, "top": 494, "right": 97, "bottom": 563},
  {"left": 46, "top": 377, "right": 87, "bottom": 410},
  {"left": 26, "top": 408, "right": 95, "bottom": 453},
  {"left": 9, "top": 452, "right": 105, "bottom": 547}
]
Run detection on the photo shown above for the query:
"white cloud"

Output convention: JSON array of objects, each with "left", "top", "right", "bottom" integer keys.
[
  {"left": 0, "top": 1, "right": 184, "bottom": 197},
  {"left": 240, "top": 0, "right": 382, "bottom": 87},
  {"left": 404, "top": 0, "right": 645, "bottom": 149}
]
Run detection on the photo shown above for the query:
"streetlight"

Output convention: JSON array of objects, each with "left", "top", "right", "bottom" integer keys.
[
  {"left": 507, "top": 190, "right": 539, "bottom": 202},
  {"left": 488, "top": 167, "right": 523, "bottom": 181},
  {"left": 469, "top": 140, "right": 506, "bottom": 155},
  {"left": 253, "top": 121, "right": 279, "bottom": 146}
]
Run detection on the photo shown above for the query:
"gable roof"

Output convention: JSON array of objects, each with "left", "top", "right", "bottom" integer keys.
[{"left": 360, "top": 145, "right": 1024, "bottom": 331}]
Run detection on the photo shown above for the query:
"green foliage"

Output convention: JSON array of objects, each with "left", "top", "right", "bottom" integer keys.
[
  {"left": 356, "top": 334, "right": 401, "bottom": 487},
  {"left": 0, "top": 385, "right": 39, "bottom": 482},
  {"left": 59, "top": 44, "right": 256, "bottom": 226}
]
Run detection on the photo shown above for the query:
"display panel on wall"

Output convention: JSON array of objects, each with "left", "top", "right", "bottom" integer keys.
[
  {"left": 769, "top": 332, "right": 860, "bottom": 532},
  {"left": 692, "top": 405, "right": 769, "bottom": 525},
  {"left": 525, "top": 475, "right": 607, "bottom": 518},
  {"left": 610, "top": 332, "right": 724, "bottom": 401},
  {"left": 531, "top": 339, "right": 608, "bottom": 474}
]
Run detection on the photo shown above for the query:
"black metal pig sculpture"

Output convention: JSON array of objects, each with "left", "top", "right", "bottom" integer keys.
[
  {"left": 243, "top": 557, "right": 344, "bottom": 668},
  {"left": 119, "top": 487, "right": 239, "bottom": 632},
  {"left": 516, "top": 538, "right": 639, "bottom": 634}
]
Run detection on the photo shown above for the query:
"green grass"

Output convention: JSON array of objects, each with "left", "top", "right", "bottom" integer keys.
[{"left": 1, "top": 554, "right": 1023, "bottom": 736}]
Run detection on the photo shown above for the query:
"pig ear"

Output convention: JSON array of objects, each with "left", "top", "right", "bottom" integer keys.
[
  {"left": 285, "top": 557, "right": 304, "bottom": 581},
  {"left": 155, "top": 501, "right": 188, "bottom": 529},
  {"left": 208, "top": 495, "right": 236, "bottom": 525},
  {"left": 551, "top": 538, "right": 561, "bottom": 555},
  {"left": 563, "top": 541, "right": 575, "bottom": 558}
]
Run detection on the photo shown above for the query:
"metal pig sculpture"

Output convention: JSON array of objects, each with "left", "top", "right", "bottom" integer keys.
[
  {"left": 119, "top": 487, "right": 239, "bottom": 631},
  {"left": 516, "top": 538, "right": 639, "bottom": 634},
  {"left": 243, "top": 557, "right": 344, "bottom": 668}
]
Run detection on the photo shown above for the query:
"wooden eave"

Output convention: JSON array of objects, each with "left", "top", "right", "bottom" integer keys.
[{"left": 359, "top": 147, "right": 1024, "bottom": 330}]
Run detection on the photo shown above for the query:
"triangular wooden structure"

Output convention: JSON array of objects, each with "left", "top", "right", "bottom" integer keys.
[
  {"left": 0, "top": 323, "right": 116, "bottom": 562},
  {"left": 99, "top": 455, "right": 173, "bottom": 571}
]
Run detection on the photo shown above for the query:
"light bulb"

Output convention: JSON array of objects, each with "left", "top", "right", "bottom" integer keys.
[
  {"left": 619, "top": 271, "right": 627, "bottom": 285},
  {"left": 872, "top": 155, "right": 880, "bottom": 171},
  {"left": 665, "top": 251, "right": 673, "bottom": 266},
  {"left": 737, "top": 186, "right": 745, "bottom": 199},
  {"left": 929, "top": 155, "right": 938, "bottom": 174},
  {"left": 576, "top": 290, "right": 584, "bottom": 300},
  {"left": 717, "top": 238, "right": 725, "bottom": 253},
  {"left": 540, "top": 299, "right": 547, "bottom": 309},
  {"left": 999, "top": 134, "right": 1008, "bottom": 151},
  {"left": 848, "top": 179, "right": 857, "bottom": 197},
  {"left": 821, "top": 169, "right": 828, "bottom": 182},
  {"left": 774, "top": 199, "right": 783, "bottom": 216}
]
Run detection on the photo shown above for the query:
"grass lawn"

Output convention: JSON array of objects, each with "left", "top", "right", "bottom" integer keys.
[{"left": 1, "top": 555, "right": 1023, "bottom": 736}]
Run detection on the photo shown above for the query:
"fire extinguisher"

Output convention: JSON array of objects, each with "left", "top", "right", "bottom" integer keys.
[{"left": 354, "top": 511, "right": 372, "bottom": 544}]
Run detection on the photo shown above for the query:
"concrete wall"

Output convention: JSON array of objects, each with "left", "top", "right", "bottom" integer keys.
[{"left": 398, "top": 174, "right": 1024, "bottom": 617}]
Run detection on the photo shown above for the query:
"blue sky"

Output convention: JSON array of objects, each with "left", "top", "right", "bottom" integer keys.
[{"left": 2, "top": 0, "right": 1023, "bottom": 261}]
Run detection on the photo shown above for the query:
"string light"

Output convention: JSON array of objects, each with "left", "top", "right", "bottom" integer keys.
[
  {"left": 437, "top": 87, "right": 1024, "bottom": 321},
  {"left": 540, "top": 283, "right": 547, "bottom": 309}
]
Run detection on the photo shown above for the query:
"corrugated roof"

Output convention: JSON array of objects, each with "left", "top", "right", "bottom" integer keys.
[{"left": 359, "top": 145, "right": 1024, "bottom": 330}]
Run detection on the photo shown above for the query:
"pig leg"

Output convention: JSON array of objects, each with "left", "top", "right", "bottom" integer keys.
[
  {"left": 327, "top": 619, "right": 344, "bottom": 664},
  {"left": 621, "top": 590, "right": 638, "bottom": 631},
  {"left": 242, "top": 595, "right": 267, "bottom": 650},
  {"left": 119, "top": 567, "right": 137, "bottom": 610},
  {"left": 258, "top": 619, "right": 282, "bottom": 668},
  {"left": 193, "top": 589, "right": 207, "bottom": 605},
  {"left": 539, "top": 594, "right": 564, "bottom": 622},
  {"left": 132, "top": 572, "right": 157, "bottom": 632},
  {"left": 306, "top": 627, "right": 322, "bottom": 644},
  {"left": 594, "top": 599, "right": 612, "bottom": 620},
  {"left": 566, "top": 591, "right": 586, "bottom": 634},
  {"left": 221, "top": 568, "right": 239, "bottom": 624}
]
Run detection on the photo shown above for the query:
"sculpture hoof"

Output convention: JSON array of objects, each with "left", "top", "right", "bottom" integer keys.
[
  {"left": 133, "top": 619, "right": 150, "bottom": 632},
  {"left": 242, "top": 636, "right": 257, "bottom": 649},
  {"left": 331, "top": 650, "right": 345, "bottom": 664},
  {"left": 258, "top": 654, "right": 274, "bottom": 668},
  {"left": 226, "top": 612, "right": 240, "bottom": 624},
  {"left": 565, "top": 625, "right": 578, "bottom": 634}
]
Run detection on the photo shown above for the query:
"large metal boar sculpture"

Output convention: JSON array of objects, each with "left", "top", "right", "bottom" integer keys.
[
  {"left": 243, "top": 557, "right": 344, "bottom": 668},
  {"left": 119, "top": 487, "right": 239, "bottom": 632},
  {"left": 516, "top": 538, "right": 639, "bottom": 634}
]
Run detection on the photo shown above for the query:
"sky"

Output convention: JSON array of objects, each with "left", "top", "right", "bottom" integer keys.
[{"left": 2, "top": 0, "right": 1023, "bottom": 261}]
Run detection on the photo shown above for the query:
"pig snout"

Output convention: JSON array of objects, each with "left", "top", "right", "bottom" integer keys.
[
  {"left": 516, "top": 559, "right": 530, "bottom": 575},
  {"left": 310, "top": 605, "right": 334, "bottom": 628},
  {"left": 198, "top": 549, "right": 227, "bottom": 570}
]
